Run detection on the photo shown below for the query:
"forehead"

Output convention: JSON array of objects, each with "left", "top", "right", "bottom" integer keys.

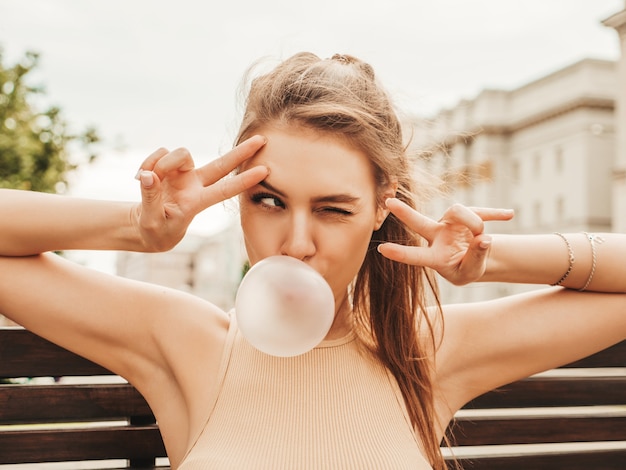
[{"left": 244, "top": 125, "right": 377, "bottom": 195}]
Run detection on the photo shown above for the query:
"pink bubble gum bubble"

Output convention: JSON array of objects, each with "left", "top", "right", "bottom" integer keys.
[{"left": 235, "top": 256, "right": 335, "bottom": 357}]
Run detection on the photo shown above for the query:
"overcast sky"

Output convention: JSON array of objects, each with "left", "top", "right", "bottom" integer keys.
[
  {"left": 2, "top": 0, "right": 622, "bottom": 151},
  {"left": 0, "top": 0, "right": 624, "bottom": 242}
]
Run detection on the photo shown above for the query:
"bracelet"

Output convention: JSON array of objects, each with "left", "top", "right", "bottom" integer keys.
[
  {"left": 579, "top": 232, "right": 604, "bottom": 291},
  {"left": 552, "top": 232, "right": 575, "bottom": 286}
]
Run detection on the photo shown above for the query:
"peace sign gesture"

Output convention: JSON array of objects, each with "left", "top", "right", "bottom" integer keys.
[
  {"left": 133, "top": 135, "right": 268, "bottom": 252},
  {"left": 377, "top": 198, "right": 514, "bottom": 286}
]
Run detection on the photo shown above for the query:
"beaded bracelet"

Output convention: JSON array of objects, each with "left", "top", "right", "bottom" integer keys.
[{"left": 552, "top": 232, "right": 574, "bottom": 286}]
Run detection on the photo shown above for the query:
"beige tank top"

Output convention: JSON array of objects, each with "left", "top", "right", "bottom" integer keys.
[{"left": 178, "top": 314, "right": 432, "bottom": 469}]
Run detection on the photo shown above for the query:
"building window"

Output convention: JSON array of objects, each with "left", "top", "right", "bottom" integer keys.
[
  {"left": 555, "top": 146, "right": 563, "bottom": 174},
  {"left": 556, "top": 196, "right": 564, "bottom": 224},
  {"left": 511, "top": 159, "right": 520, "bottom": 184},
  {"left": 533, "top": 201, "right": 542, "bottom": 227},
  {"left": 512, "top": 205, "right": 521, "bottom": 230},
  {"left": 533, "top": 152, "right": 541, "bottom": 178}
]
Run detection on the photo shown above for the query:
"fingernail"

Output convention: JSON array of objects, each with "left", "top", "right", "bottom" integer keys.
[
  {"left": 479, "top": 238, "right": 492, "bottom": 249},
  {"left": 134, "top": 169, "right": 143, "bottom": 180},
  {"left": 139, "top": 171, "right": 154, "bottom": 187}
]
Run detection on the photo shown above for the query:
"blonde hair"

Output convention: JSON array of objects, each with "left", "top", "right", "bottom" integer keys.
[{"left": 235, "top": 52, "right": 446, "bottom": 468}]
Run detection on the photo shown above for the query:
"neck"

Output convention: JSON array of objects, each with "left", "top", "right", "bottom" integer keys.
[{"left": 325, "top": 293, "right": 353, "bottom": 340}]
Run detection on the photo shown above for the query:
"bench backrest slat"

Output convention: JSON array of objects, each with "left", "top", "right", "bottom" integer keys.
[
  {"left": 465, "top": 375, "right": 626, "bottom": 408},
  {"left": 0, "top": 383, "right": 152, "bottom": 423},
  {"left": 451, "top": 413, "right": 626, "bottom": 446},
  {"left": 561, "top": 340, "right": 626, "bottom": 368},
  {"left": 0, "top": 328, "right": 110, "bottom": 377},
  {"left": 450, "top": 448, "right": 626, "bottom": 470},
  {"left": 0, "top": 426, "right": 165, "bottom": 465}
]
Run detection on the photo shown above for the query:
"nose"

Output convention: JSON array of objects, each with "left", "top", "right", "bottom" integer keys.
[{"left": 280, "top": 212, "right": 316, "bottom": 260}]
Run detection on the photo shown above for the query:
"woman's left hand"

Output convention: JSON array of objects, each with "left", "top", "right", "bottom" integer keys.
[{"left": 377, "top": 198, "right": 514, "bottom": 285}]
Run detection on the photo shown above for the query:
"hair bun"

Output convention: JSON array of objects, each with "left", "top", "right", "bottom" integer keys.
[
  {"left": 330, "top": 54, "right": 375, "bottom": 79},
  {"left": 331, "top": 53, "right": 354, "bottom": 64}
]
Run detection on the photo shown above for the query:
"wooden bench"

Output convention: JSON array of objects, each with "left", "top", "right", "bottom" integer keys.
[
  {"left": 1, "top": 326, "right": 625, "bottom": 469},
  {"left": 0, "top": 327, "right": 168, "bottom": 469},
  {"left": 446, "top": 339, "right": 626, "bottom": 469}
]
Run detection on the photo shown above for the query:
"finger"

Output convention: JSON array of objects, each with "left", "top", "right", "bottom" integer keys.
[
  {"left": 467, "top": 207, "right": 515, "bottom": 222},
  {"left": 455, "top": 234, "right": 492, "bottom": 283},
  {"left": 136, "top": 148, "right": 169, "bottom": 173},
  {"left": 197, "top": 135, "right": 267, "bottom": 186},
  {"left": 385, "top": 198, "right": 439, "bottom": 243},
  {"left": 377, "top": 242, "right": 434, "bottom": 267},
  {"left": 137, "top": 170, "right": 164, "bottom": 225},
  {"left": 152, "top": 147, "right": 195, "bottom": 180},
  {"left": 200, "top": 165, "right": 269, "bottom": 208},
  {"left": 440, "top": 203, "right": 485, "bottom": 236}
]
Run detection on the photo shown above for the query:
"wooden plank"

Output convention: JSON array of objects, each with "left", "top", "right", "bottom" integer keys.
[
  {"left": 128, "top": 466, "right": 170, "bottom": 470},
  {"left": 12, "top": 467, "right": 171, "bottom": 470},
  {"left": 449, "top": 413, "right": 626, "bottom": 446},
  {"left": 465, "top": 375, "right": 626, "bottom": 408},
  {"left": 107, "top": 467, "right": 170, "bottom": 470},
  {"left": 0, "top": 328, "right": 110, "bottom": 377},
  {"left": 446, "top": 448, "right": 626, "bottom": 470},
  {"left": 0, "top": 426, "right": 167, "bottom": 464},
  {"left": 0, "top": 383, "right": 153, "bottom": 423},
  {"left": 562, "top": 340, "right": 626, "bottom": 368}
]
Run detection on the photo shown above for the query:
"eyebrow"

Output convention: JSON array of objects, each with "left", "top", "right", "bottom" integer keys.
[{"left": 258, "top": 180, "right": 360, "bottom": 204}]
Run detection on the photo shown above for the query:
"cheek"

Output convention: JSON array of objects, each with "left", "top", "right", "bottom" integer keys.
[{"left": 322, "top": 223, "right": 374, "bottom": 281}]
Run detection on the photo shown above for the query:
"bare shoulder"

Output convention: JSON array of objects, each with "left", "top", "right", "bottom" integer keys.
[
  {"left": 0, "top": 252, "right": 232, "bottom": 463},
  {"left": 148, "top": 286, "right": 230, "bottom": 393},
  {"left": 125, "top": 279, "right": 232, "bottom": 465}
]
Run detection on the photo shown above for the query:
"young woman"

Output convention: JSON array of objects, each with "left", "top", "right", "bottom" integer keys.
[{"left": 0, "top": 52, "right": 624, "bottom": 470}]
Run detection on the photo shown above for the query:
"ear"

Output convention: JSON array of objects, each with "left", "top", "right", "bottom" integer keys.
[{"left": 373, "top": 183, "right": 398, "bottom": 231}]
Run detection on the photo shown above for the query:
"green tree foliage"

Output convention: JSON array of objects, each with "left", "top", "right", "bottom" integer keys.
[{"left": 0, "top": 48, "right": 99, "bottom": 193}]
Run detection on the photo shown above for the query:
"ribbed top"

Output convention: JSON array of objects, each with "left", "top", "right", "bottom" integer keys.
[{"left": 178, "top": 315, "right": 432, "bottom": 469}]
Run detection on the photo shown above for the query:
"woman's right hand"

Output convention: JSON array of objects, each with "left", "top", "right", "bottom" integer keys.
[{"left": 133, "top": 135, "right": 268, "bottom": 252}]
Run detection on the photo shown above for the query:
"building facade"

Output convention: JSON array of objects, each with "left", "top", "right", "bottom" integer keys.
[
  {"left": 413, "top": 57, "right": 617, "bottom": 303},
  {"left": 114, "top": 2, "right": 626, "bottom": 308},
  {"left": 603, "top": 2, "right": 626, "bottom": 233}
]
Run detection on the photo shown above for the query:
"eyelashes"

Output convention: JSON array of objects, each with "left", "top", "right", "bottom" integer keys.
[
  {"left": 249, "top": 192, "right": 354, "bottom": 217},
  {"left": 250, "top": 192, "right": 284, "bottom": 209},
  {"left": 321, "top": 207, "right": 354, "bottom": 216}
]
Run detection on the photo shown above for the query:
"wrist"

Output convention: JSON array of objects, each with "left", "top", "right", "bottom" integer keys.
[{"left": 479, "top": 234, "right": 582, "bottom": 285}]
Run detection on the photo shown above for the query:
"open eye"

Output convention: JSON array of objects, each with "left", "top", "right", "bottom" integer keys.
[{"left": 251, "top": 192, "right": 284, "bottom": 209}]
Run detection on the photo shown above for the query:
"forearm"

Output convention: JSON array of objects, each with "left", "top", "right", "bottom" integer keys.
[
  {"left": 482, "top": 232, "right": 626, "bottom": 293},
  {"left": 0, "top": 189, "right": 144, "bottom": 256}
]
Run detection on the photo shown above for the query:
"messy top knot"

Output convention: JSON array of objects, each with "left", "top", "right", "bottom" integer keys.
[
  {"left": 330, "top": 53, "right": 376, "bottom": 79},
  {"left": 236, "top": 52, "right": 401, "bottom": 157}
]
